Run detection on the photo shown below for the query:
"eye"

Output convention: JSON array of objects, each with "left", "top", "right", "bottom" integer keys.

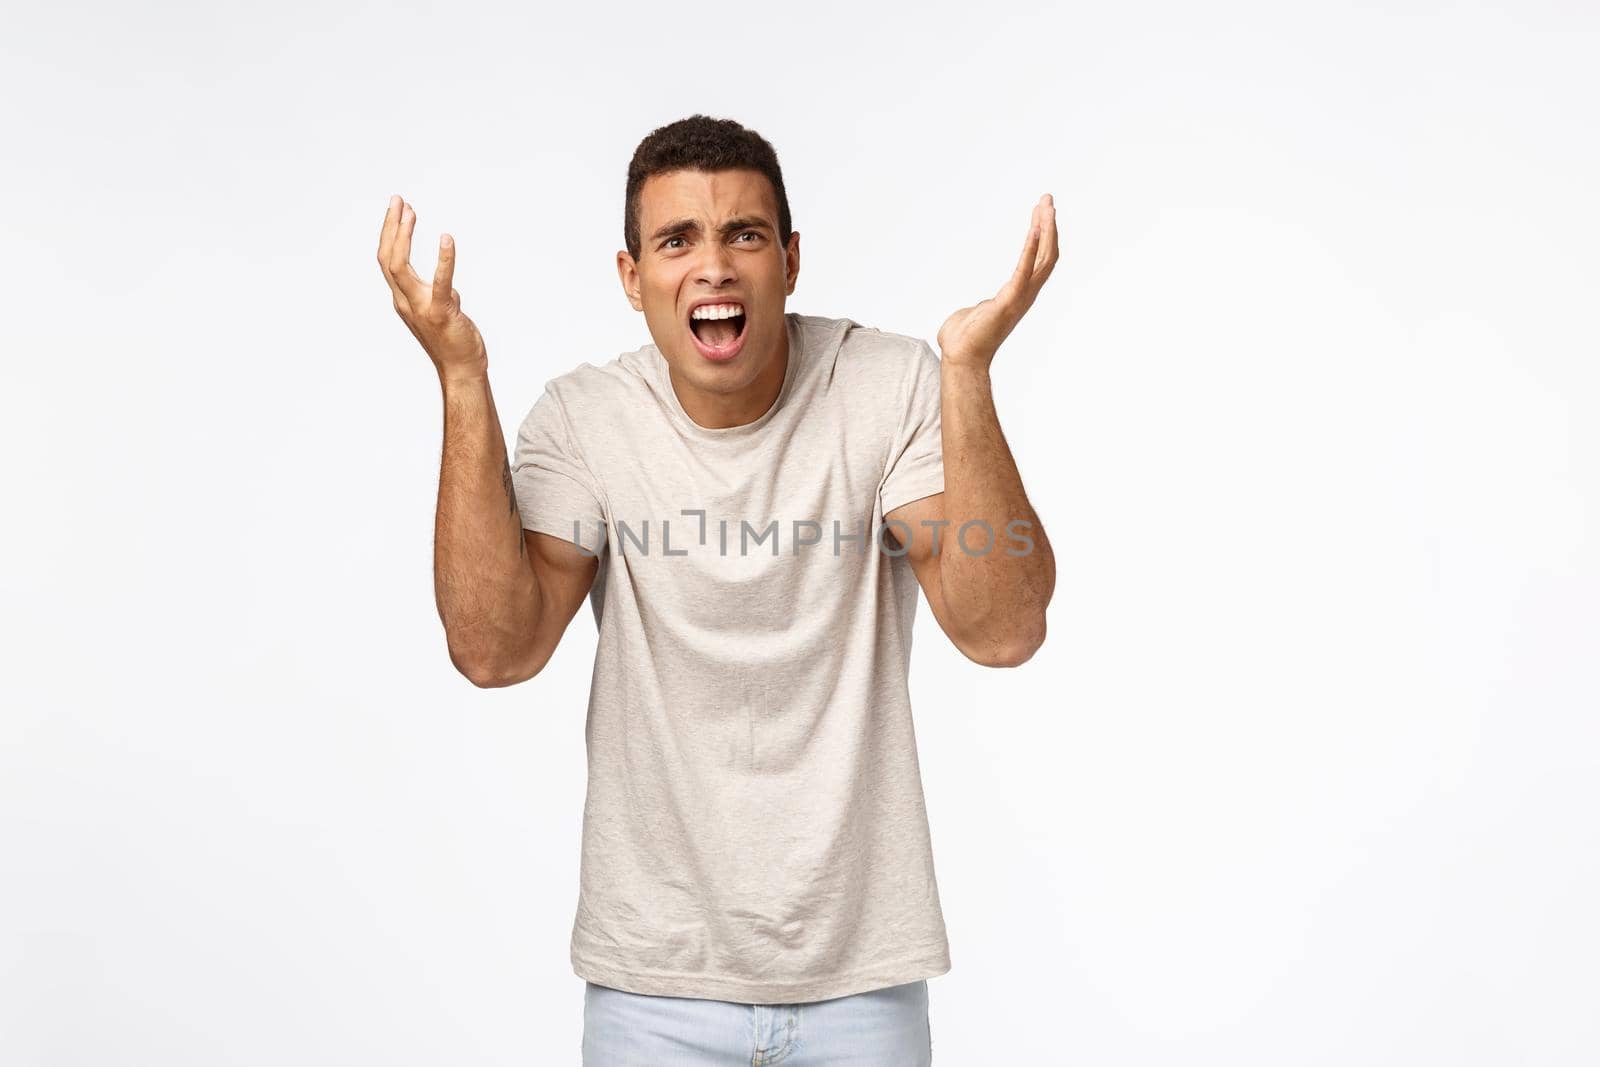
[
  {"left": 736, "top": 231, "right": 761, "bottom": 243},
  {"left": 663, "top": 236, "right": 686, "bottom": 250}
]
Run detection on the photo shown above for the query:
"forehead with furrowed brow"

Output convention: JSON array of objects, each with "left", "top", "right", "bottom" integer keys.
[{"left": 648, "top": 215, "right": 774, "bottom": 243}]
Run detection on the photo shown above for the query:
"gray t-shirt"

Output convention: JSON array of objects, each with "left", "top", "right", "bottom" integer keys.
[{"left": 510, "top": 311, "right": 950, "bottom": 1003}]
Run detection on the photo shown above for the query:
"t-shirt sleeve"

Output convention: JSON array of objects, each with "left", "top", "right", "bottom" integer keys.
[
  {"left": 878, "top": 339, "right": 946, "bottom": 517},
  {"left": 510, "top": 386, "right": 607, "bottom": 553}
]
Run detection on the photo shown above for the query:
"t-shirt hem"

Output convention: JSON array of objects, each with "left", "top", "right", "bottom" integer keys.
[
  {"left": 880, "top": 477, "right": 945, "bottom": 519},
  {"left": 571, "top": 947, "right": 952, "bottom": 1004},
  {"left": 519, "top": 515, "right": 605, "bottom": 554}
]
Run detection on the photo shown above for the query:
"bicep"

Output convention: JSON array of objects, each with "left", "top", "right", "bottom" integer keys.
[
  {"left": 884, "top": 492, "right": 975, "bottom": 656},
  {"left": 522, "top": 528, "right": 600, "bottom": 671}
]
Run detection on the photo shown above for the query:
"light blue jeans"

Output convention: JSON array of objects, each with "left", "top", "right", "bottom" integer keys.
[{"left": 581, "top": 978, "right": 932, "bottom": 1065}]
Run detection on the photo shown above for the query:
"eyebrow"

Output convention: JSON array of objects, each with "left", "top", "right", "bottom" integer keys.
[{"left": 648, "top": 216, "right": 774, "bottom": 243}]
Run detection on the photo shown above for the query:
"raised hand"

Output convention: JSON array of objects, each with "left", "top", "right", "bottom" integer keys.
[
  {"left": 377, "top": 194, "right": 488, "bottom": 383},
  {"left": 936, "top": 193, "right": 1059, "bottom": 370}
]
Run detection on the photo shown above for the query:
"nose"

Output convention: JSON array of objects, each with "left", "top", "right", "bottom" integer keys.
[{"left": 694, "top": 240, "right": 738, "bottom": 288}]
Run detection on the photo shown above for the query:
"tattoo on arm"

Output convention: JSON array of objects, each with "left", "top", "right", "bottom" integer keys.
[{"left": 501, "top": 455, "right": 525, "bottom": 557}]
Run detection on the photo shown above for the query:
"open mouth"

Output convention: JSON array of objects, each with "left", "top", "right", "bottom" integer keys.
[{"left": 687, "top": 304, "right": 749, "bottom": 361}]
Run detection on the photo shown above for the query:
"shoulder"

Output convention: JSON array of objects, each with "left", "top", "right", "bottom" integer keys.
[
  {"left": 796, "top": 312, "right": 929, "bottom": 362},
  {"left": 532, "top": 346, "right": 655, "bottom": 424},
  {"left": 796, "top": 313, "right": 935, "bottom": 398}
]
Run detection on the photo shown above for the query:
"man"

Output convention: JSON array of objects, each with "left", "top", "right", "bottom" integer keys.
[{"left": 376, "top": 114, "right": 1056, "bottom": 1064}]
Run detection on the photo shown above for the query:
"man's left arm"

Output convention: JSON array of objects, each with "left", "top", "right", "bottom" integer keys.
[{"left": 885, "top": 194, "right": 1060, "bottom": 668}]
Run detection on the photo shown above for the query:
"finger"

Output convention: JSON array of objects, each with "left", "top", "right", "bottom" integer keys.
[
  {"left": 381, "top": 196, "right": 410, "bottom": 288},
  {"left": 432, "top": 233, "right": 456, "bottom": 310},
  {"left": 1018, "top": 200, "right": 1042, "bottom": 271},
  {"left": 378, "top": 195, "right": 410, "bottom": 304},
  {"left": 1007, "top": 201, "right": 1043, "bottom": 295},
  {"left": 1036, "top": 193, "right": 1059, "bottom": 276},
  {"left": 387, "top": 200, "right": 418, "bottom": 279},
  {"left": 387, "top": 201, "right": 428, "bottom": 306},
  {"left": 1010, "top": 195, "right": 1057, "bottom": 306},
  {"left": 1030, "top": 194, "right": 1059, "bottom": 291},
  {"left": 377, "top": 193, "right": 399, "bottom": 264}
]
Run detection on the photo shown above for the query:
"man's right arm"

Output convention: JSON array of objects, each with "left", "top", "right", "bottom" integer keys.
[
  {"left": 378, "top": 193, "right": 596, "bottom": 688},
  {"left": 435, "top": 371, "right": 598, "bottom": 688}
]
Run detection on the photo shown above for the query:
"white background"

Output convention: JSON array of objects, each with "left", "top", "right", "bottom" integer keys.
[{"left": 3, "top": 1, "right": 1596, "bottom": 1063}]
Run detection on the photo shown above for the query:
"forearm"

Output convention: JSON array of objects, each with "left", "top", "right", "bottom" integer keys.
[
  {"left": 434, "top": 369, "right": 542, "bottom": 683},
  {"left": 937, "top": 361, "right": 1055, "bottom": 662}
]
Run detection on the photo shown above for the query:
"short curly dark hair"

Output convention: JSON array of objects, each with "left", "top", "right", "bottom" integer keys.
[{"left": 623, "top": 114, "right": 793, "bottom": 262}]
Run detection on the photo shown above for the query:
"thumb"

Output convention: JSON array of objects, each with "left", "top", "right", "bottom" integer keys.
[{"left": 432, "top": 233, "right": 456, "bottom": 307}]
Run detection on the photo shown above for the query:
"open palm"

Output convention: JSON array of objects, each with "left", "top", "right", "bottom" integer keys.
[
  {"left": 377, "top": 195, "right": 488, "bottom": 382},
  {"left": 937, "top": 194, "right": 1059, "bottom": 369}
]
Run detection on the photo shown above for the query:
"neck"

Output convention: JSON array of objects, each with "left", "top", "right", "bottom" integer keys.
[{"left": 672, "top": 327, "right": 789, "bottom": 429}]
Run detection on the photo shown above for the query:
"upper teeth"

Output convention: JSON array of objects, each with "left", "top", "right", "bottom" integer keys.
[{"left": 691, "top": 303, "right": 744, "bottom": 320}]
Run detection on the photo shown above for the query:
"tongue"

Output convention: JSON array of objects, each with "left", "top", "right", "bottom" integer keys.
[{"left": 696, "top": 317, "right": 739, "bottom": 347}]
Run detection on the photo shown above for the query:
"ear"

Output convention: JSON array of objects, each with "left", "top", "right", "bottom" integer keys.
[
  {"left": 616, "top": 250, "right": 643, "bottom": 311},
  {"left": 784, "top": 230, "right": 801, "bottom": 295}
]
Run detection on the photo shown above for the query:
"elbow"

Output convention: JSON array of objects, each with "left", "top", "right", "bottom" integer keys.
[
  {"left": 450, "top": 646, "right": 541, "bottom": 689},
  {"left": 961, "top": 614, "right": 1047, "bottom": 669},
  {"left": 461, "top": 663, "right": 533, "bottom": 689}
]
